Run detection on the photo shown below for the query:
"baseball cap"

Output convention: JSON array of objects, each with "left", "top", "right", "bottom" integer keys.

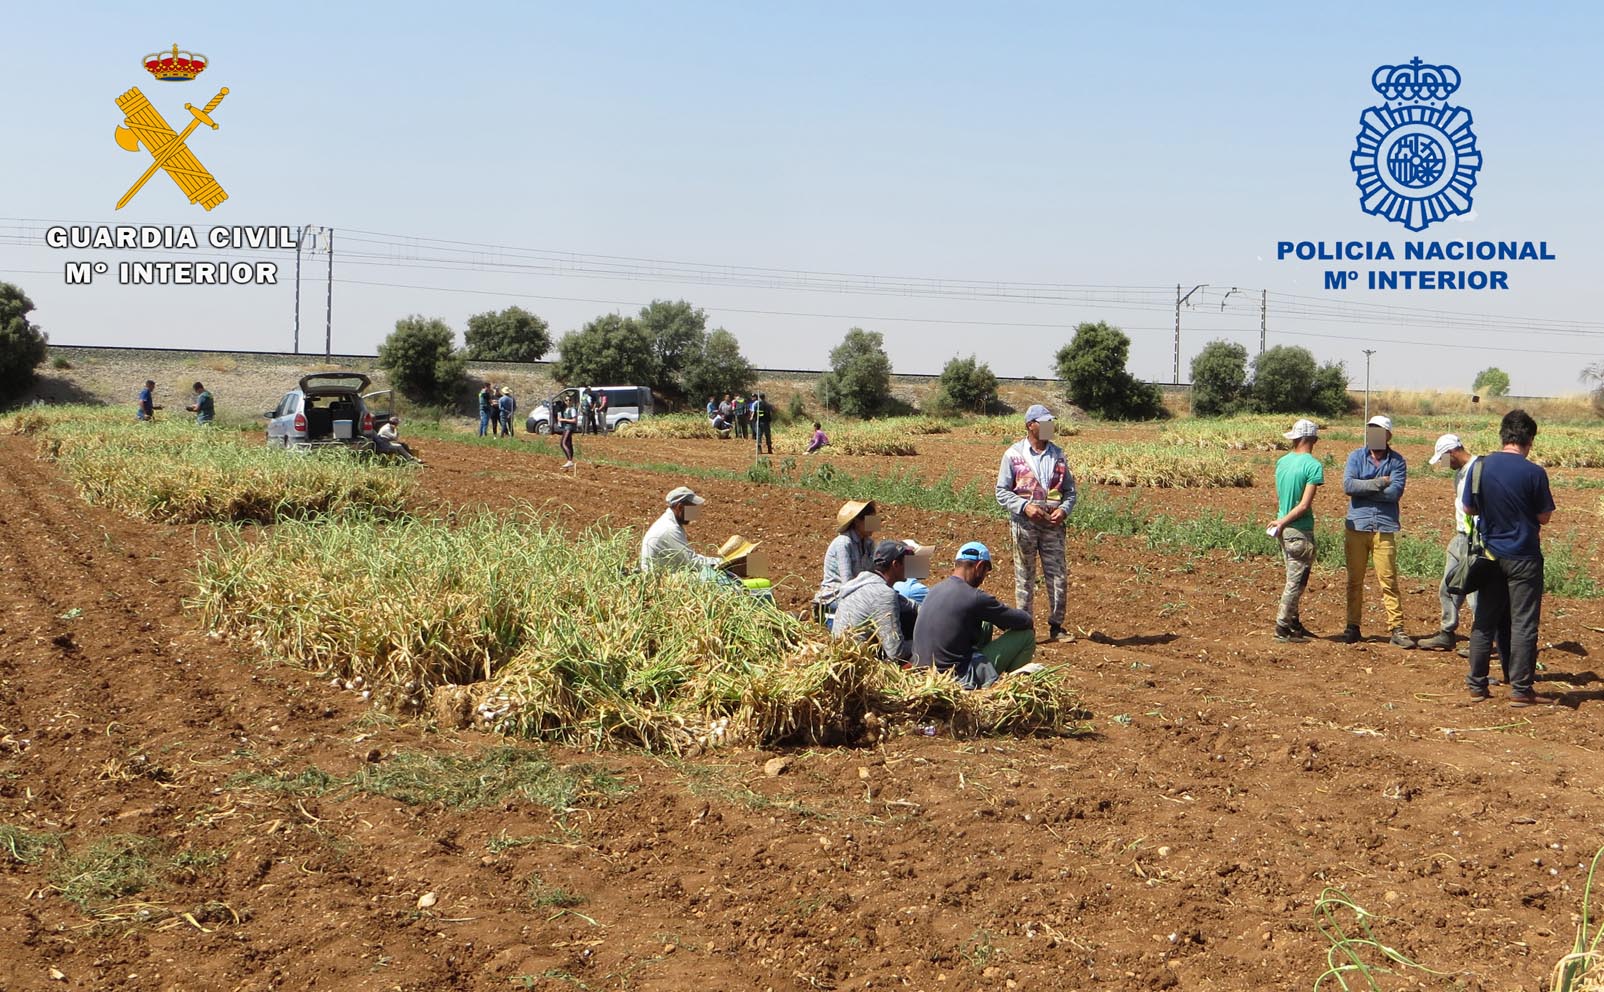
[
  {"left": 1025, "top": 404, "right": 1055, "bottom": 424},
  {"left": 1283, "top": 418, "right": 1319, "bottom": 440},
  {"left": 665, "top": 486, "right": 705, "bottom": 507},
  {"left": 1366, "top": 414, "right": 1393, "bottom": 433},
  {"left": 1429, "top": 433, "right": 1464, "bottom": 465},
  {"left": 954, "top": 541, "right": 992, "bottom": 563},
  {"left": 872, "top": 540, "right": 913, "bottom": 568}
]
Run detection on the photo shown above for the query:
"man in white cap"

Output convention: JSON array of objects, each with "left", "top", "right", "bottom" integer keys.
[
  {"left": 640, "top": 487, "right": 722, "bottom": 573},
  {"left": 1341, "top": 414, "right": 1415, "bottom": 648},
  {"left": 1419, "top": 434, "right": 1488, "bottom": 653},
  {"left": 1267, "top": 419, "right": 1324, "bottom": 642},
  {"left": 995, "top": 403, "right": 1077, "bottom": 643}
]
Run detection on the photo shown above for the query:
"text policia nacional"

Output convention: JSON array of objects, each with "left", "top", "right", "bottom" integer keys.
[
  {"left": 1276, "top": 240, "right": 1557, "bottom": 291},
  {"left": 45, "top": 225, "right": 299, "bottom": 286}
]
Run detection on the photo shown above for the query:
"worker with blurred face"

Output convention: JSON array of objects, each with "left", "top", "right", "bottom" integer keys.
[
  {"left": 640, "top": 487, "right": 723, "bottom": 573},
  {"left": 995, "top": 404, "right": 1077, "bottom": 643}
]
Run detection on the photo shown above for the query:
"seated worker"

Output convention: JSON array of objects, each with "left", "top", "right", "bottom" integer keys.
[
  {"left": 710, "top": 412, "right": 732, "bottom": 439},
  {"left": 806, "top": 422, "right": 830, "bottom": 454},
  {"left": 911, "top": 542, "right": 1039, "bottom": 689},
  {"left": 812, "top": 499, "right": 878, "bottom": 621},
  {"left": 640, "top": 487, "right": 723, "bottom": 574},
  {"left": 832, "top": 540, "right": 923, "bottom": 664},
  {"left": 375, "top": 416, "right": 423, "bottom": 464}
]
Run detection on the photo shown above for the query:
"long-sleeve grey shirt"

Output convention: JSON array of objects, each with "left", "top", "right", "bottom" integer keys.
[{"left": 831, "top": 571, "right": 910, "bottom": 662}]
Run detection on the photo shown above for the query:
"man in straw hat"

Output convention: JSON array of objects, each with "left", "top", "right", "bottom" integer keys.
[
  {"left": 832, "top": 540, "right": 931, "bottom": 664},
  {"left": 995, "top": 404, "right": 1077, "bottom": 643},
  {"left": 911, "top": 542, "right": 1041, "bottom": 689},
  {"left": 1267, "top": 419, "right": 1324, "bottom": 642},
  {"left": 497, "top": 386, "right": 516, "bottom": 438},
  {"left": 812, "top": 499, "right": 879, "bottom": 620},
  {"left": 1341, "top": 414, "right": 1415, "bottom": 648},
  {"left": 640, "top": 487, "right": 723, "bottom": 573}
]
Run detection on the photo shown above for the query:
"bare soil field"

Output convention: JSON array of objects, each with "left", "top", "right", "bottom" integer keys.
[{"left": 3, "top": 424, "right": 1604, "bottom": 992}]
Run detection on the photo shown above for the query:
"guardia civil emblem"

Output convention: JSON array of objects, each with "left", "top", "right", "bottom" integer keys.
[{"left": 1350, "top": 58, "right": 1481, "bottom": 231}]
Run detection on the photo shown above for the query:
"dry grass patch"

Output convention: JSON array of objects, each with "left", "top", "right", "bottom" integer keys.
[{"left": 1073, "top": 443, "right": 1254, "bottom": 488}]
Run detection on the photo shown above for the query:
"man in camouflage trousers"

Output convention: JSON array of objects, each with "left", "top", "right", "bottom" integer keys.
[{"left": 994, "top": 404, "right": 1077, "bottom": 643}]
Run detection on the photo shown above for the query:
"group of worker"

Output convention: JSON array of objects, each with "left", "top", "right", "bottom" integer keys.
[
  {"left": 135, "top": 379, "right": 214, "bottom": 424},
  {"left": 1271, "top": 409, "right": 1557, "bottom": 707},
  {"left": 639, "top": 403, "right": 1075, "bottom": 689}
]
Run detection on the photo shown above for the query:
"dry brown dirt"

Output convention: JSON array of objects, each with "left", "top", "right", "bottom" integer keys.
[{"left": 3, "top": 428, "right": 1603, "bottom": 992}]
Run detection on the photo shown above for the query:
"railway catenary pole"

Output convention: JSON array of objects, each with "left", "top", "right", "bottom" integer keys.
[
  {"left": 1173, "top": 283, "right": 1208, "bottom": 383},
  {"left": 292, "top": 224, "right": 303, "bottom": 354},
  {"left": 324, "top": 228, "right": 334, "bottom": 360}
]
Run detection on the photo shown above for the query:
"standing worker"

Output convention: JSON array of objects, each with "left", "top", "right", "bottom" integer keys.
[
  {"left": 557, "top": 392, "right": 578, "bottom": 470},
  {"left": 1341, "top": 415, "right": 1415, "bottom": 648},
  {"left": 578, "top": 386, "right": 593, "bottom": 437},
  {"left": 734, "top": 394, "right": 749, "bottom": 440},
  {"left": 136, "top": 379, "right": 161, "bottom": 421},
  {"left": 477, "top": 381, "right": 495, "bottom": 437},
  {"left": 994, "top": 404, "right": 1077, "bottom": 643},
  {"left": 593, "top": 389, "right": 608, "bottom": 433},
  {"left": 1463, "top": 410, "right": 1555, "bottom": 706},
  {"left": 1419, "top": 434, "right": 1497, "bottom": 655},
  {"left": 1267, "top": 419, "right": 1324, "bottom": 642},
  {"left": 185, "top": 381, "right": 214, "bottom": 425},
  {"left": 497, "top": 387, "right": 516, "bottom": 438},
  {"left": 752, "top": 392, "right": 774, "bottom": 455}
]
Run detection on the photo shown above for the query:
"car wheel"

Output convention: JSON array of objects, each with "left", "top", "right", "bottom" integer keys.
[
  {"left": 535, "top": 420, "right": 550, "bottom": 435},
  {"left": 612, "top": 419, "right": 631, "bottom": 432}
]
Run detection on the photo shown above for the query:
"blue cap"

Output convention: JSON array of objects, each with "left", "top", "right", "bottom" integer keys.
[
  {"left": 955, "top": 541, "right": 991, "bottom": 563},
  {"left": 1025, "top": 404, "right": 1055, "bottom": 424}
]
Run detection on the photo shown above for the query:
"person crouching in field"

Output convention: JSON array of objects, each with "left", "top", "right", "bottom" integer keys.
[
  {"left": 806, "top": 422, "right": 829, "bottom": 454},
  {"left": 376, "top": 416, "right": 423, "bottom": 464},
  {"left": 640, "top": 487, "right": 723, "bottom": 574},
  {"left": 1267, "top": 419, "right": 1323, "bottom": 642},
  {"left": 813, "top": 499, "right": 878, "bottom": 622},
  {"left": 1342, "top": 415, "right": 1415, "bottom": 648},
  {"left": 832, "top": 540, "right": 922, "bottom": 664},
  {"left": 910, "top": 542, "right": 1040, "bottom": 689}
]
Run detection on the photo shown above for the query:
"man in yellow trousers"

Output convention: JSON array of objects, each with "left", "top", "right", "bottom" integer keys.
[{"left": 1341, "top": 415, "right": 1416, "bottom": 648}]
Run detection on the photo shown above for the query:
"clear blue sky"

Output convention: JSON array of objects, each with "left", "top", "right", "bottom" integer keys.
[{"left": 3, "top": 1, "right": 1601, "bottom": 393}]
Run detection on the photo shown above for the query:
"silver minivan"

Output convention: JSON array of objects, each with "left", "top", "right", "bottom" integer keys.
[
  {"left": 264, "top": 372, "right": 393, "bottom": 449},
  {"left": 526, "top": 385, "right": 653, "bottom": 434}
]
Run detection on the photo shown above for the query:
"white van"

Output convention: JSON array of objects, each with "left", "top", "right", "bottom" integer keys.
[{"left": 526, "top": 385, "right": 654, "bottom": 434}]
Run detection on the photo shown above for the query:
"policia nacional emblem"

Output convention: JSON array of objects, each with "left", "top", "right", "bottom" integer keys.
[{"left": 1350, "top": 58, "right": 1481, "bottom": 232}]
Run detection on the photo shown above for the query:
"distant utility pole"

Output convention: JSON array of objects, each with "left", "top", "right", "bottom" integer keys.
[
  {"left": 1174, "top": 283, "right": 1208, "bottom": 383},
  {"left": 1260, "top": 289, "right": 1267, "bottom": 357},
  {"left": 324, "top": 227, "right": 334, "bottom": 360},
  {"left": 1363, "top": 349, "right": 1377, "bottom": 420}
]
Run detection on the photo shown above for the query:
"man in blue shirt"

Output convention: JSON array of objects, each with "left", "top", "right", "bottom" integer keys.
[
  {"left": 136, "top": 379, "right": 159, "bottom": 421},
  {"left": 1341, "top": 415, "right": 1415, "bottom": 648},
  {"left": 1464, "top": 409, "right": 1555, "bottom": 706}
]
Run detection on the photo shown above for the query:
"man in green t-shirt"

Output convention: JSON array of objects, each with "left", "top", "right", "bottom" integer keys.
[{"left": 1268, "top": 419, "right": 1325, "bottom": 642}]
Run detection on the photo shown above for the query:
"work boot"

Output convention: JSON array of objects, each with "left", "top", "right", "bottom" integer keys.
[
  {"left": 1417, "top": 630, "right": 1455, "bottom": 651},
  {"left": 1289, "top": 621, "right": 1317, "bottom": 639},
  {"left": 1274, "top": 624, "right": 1308, "bottom": 644},
  {"left": 1340, "top": 625, "right": 1361, "bottom": 644},
  {"left": 1048, "top": 625, "right": 1075, "bottom": 644},
  {"left": 1390, "top": 628, "right": 1417, "bottom": 650}
]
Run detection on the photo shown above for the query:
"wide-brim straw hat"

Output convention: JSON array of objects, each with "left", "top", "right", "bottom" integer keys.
[
  {"left": 835, "top": 499, "right": 876, "bottom": 533},
  {"left": 718, "top": 534, "right": 761, "bottom": 562}
]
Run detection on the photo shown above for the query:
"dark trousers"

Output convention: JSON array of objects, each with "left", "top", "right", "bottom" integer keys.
[
  {"left": 559, "top": 428, "right": 575, "bottom": 460},
  {"left": 1468, "top": 557, "right": 1543, "bottom": 695},
  {"left": 735, "top": 416, "right": 748, "bottom": 439},
  {"left": 754, "top": 420, "right": 772, "bottom": 453}
]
